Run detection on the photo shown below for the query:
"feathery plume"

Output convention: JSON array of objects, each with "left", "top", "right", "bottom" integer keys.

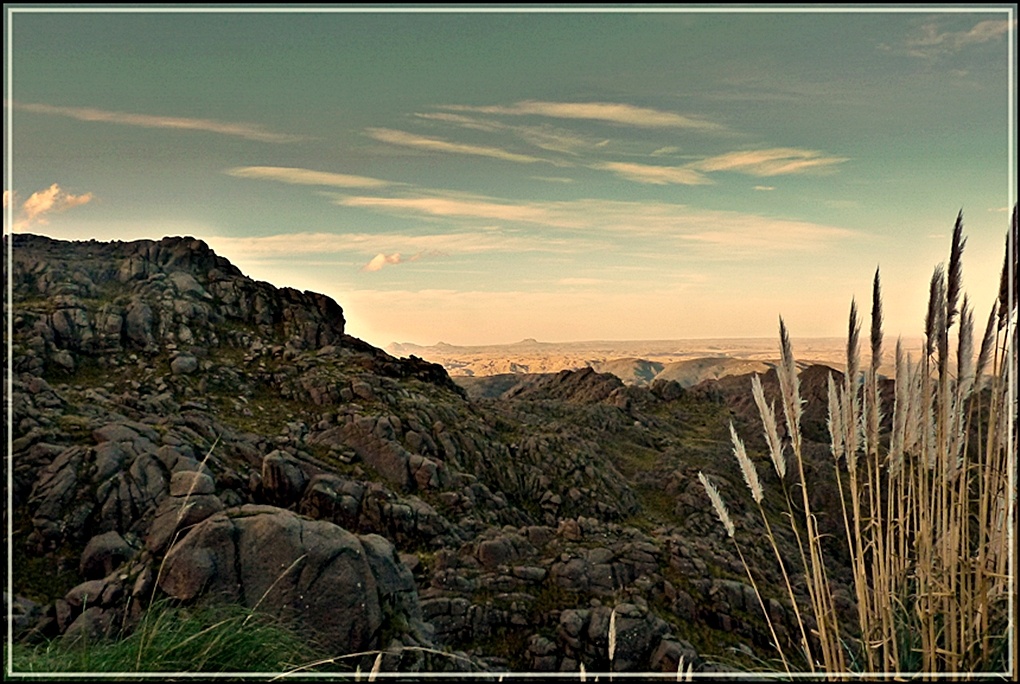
[
  {"left": 998, "top": 206, "right": 1017, "bottom": 329},
  {"left": 974, "top": 302, "right": 997, "bottom": 387},
  {"left": 903, "top": 352, "right": 920, "bottom": 456},
  {"left": 847, "top": 299, "right": 861, "bottom": 394},
  {"left": 608, "top": 608, "right": 617, "bottom": 663},
  {"left": 890, "top": 338, "right": 907, "bottom": 472},
  {"left": 844, "top": 302, "right": 861, "bottom": 465},
  {"left": 827, "top": 373, "right": 845, "bottom": 463},
  {"left": 777, "top": 317, "right": 803, "bottom": 441},
  {"left": 698, "top": 471, "right": 734, "bottom": 538},
  {"left": 926, "top": 264, "right": 945, "bottom": 357},
  {"left": 730, "top": 421, "right": 763, "bottom": 503},
  {"left": 957, "top": 295, "right": 974, "bottom": 400},
  {"left": 935, "top": 272, "right": 949, "bottom": 380},
  {"left": 871, "top": 268, "right": 883, "bottom": 375},
  {"left": 866, "top": 269, "right": 884, "bottom": 457},
  {"left": 946, "top": 210, "right": 967, "bottom": 330},
  {"left": 751, "top": 374, "right": 786, "bottom": 478}
]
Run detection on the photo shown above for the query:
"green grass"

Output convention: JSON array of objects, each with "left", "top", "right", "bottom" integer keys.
[{"left": 9, "top": 599, "right": 327, "bottom": 674}]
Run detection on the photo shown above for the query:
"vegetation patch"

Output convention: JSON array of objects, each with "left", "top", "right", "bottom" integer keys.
[{"left": 10, "top": 599, "right": 327, "bottom": 674}]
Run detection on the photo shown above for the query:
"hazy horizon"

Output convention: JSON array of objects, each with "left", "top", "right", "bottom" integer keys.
[
  {"left": 5, "top": 6, "right": 1015, "bottom": 350},
  {"left": 386, "top": 334, "right": 924, "bottom": 349}
]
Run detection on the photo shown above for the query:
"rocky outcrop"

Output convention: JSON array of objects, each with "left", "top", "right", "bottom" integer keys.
[
  {"left": 8, "top": 234, "right": 346, "bottom": 377},
  {"left": 8, "top": 233, "right": 858, "bottom": 674}
]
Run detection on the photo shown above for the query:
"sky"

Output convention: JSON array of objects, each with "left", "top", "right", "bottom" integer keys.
[{"left": 4, "top": 5, "right": 1016, "bottom": 348}]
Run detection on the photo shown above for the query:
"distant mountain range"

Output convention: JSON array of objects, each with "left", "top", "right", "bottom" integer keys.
[{"left": 388, "top": 337, "right": 913, "bottom": 388}]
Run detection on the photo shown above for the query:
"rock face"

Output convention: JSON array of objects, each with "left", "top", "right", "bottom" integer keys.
[
  {"left": 9, "top": 234, "right": 345, "bottom": 378},
  {"left": 7, "top": 233, "right": 856, "bottom": 675}
]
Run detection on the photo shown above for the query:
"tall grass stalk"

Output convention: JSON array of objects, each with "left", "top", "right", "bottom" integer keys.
[
  {"left": 705, "top": 209, "right": 1015, "bottom": 675},
  {"left": 698, "top": 471, "right": 792, "bottom": 676}
]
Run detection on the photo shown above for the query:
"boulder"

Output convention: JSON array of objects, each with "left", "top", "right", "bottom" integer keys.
[
  {"left": 158, "top": 506, "right": 427, "bottom": 655},
  {"left": 170, "top": 354, "right": 199, "bottom": 375},
  {"left": 80, "top": 530, "right": 133, "bottom": 579}
]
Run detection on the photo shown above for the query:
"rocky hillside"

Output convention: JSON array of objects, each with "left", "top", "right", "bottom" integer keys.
[{"left": 6, "top": 234, "right": 859, "bottom": 675}]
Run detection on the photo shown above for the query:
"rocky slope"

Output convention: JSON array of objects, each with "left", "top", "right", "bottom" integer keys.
[{"left": 6, "top": 234, "right": 859, "bottom": 675}]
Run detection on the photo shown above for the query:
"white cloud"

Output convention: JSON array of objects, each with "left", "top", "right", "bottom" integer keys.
[
  {"left": 444, "top": 100, "right": 722, "bottom": 131},
  {"left": 905, "top": 18, "right": 1015, "bottom": 58},
  {"left": 362, "top": 252, "right": 418, "bottom": 272},
  {"left": 594, "top": 161, "right": 712, "bottom": 186},
  {"left": 5, "top": 183, "right": 93, "bottom": 231},
  {"left": 692, "top": 148, "right": 848, "bottom": 176},
  {"left": 754, "top": 185, "right": 775, "bottom": 192},
  {"left": 226, "top": 166, "right": 391, "bottom": 188},
  {"left": 12, "top": 101, "right": 304, "bottom": 143},
  {"left": 366, "top": 127, "right": 546, "bottom": 164}
]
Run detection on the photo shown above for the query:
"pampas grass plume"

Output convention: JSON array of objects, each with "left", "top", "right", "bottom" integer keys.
[
  {"left": 729, "top": 421, "right": 763, "bottom": 503},
  {"left": 698, "top": 471, "right": 734, "bottom": 538}
]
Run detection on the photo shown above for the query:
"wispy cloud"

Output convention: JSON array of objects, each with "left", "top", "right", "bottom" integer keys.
[
  {"left": 904, "top": 18, "right": 1015, "bottom": 59},
  {"left": 337, "top": 194, "right": 584, "bottom": 228},
  {"left": 416, "top": 112, "right": 601, "bottom": 155},
  {"left": 754, "top": 185, "right": 775, "bottom": 191},
  {"left": 594, "top": 161, "right": 712, "bottom": 186},
  {"left": 333, "top": 191, "right": 855, "bottom": 255},
  {"left": 11, "top": 101, "right": 304, "bottom": 143},
  {"left": 692, "top": 148, "right": 848, "bottom": 176},
  {"left": 444, "top": 100, "right": 723, "bottom": 131},
  {"left": 206, "top": 229, "right": 579, "bottom": 261},
  {"left": 226, "top": 166, "right": 391, "bottom": 188},
  {"left": 674, "top": 213, "right": 853, "bottom": 251},
  {"left": 366, "top": 127, "right": 546, "bottom": 164},
  {"left": 4, "top": 183, "right": 93, "bottom": 232}
]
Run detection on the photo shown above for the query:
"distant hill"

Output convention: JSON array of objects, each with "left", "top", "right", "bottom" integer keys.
[{"left": 391, "top": 337, "right": 912, "bottom": 387}]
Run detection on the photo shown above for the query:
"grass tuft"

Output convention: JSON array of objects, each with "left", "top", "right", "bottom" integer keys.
[
  {"left": 702, "top": 208, "right": 1015, "bottom": 676},
  {"left": 10, "top": 599, "right": 322, "bottom": 674}
]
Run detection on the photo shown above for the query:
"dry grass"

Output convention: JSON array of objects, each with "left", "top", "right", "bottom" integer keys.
[{"left": 699, "top": 208, "right": 1016, "bottom": 676}]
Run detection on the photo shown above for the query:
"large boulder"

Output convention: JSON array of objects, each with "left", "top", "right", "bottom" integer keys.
[{"left": 158, "top": 505, "right": 429, "bottom": 655}]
